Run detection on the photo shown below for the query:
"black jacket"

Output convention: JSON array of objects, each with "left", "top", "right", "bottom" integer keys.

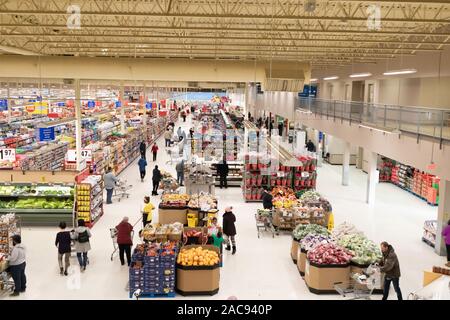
[
  {"left": 139, "top": 142, "right": 146, "bottom": 153},
  {"left": 152, "top": 168, "right": 162, "bottom": 182},
  {"left": 217, "top": 162, "right": 229, "bottom": 177},
  {"left": 222, "top": 211, "right": 237, "bottom": 236},
  {"left": 55, "top": 231, "right": 72, "bottom": 254},
  {"left": 262, "top": 191, "right": 273, "bottom": 209}
]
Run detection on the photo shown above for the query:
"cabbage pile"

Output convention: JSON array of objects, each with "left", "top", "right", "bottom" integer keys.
[
  {"left": 337, "top": 234, "right": 382, "bottom": 265},
  {"left": 307, "top": 243, "right": 353, "bottom": 265},
  {"left": 300, "top": 234, "right": 332, "bottom": 252},
  {"left": 331, "top": 222, "right": 364, "bottom": 241},
  {"left": 293, "top": 223, "right": 329, "bottom": 241}
]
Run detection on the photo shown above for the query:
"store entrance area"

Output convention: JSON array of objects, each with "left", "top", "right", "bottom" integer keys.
[{"left": 1, "top": 113, "right": 445, "bottom": 300}]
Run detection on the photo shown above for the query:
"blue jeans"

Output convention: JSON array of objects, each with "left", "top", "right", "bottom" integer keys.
[
  {"left": 9, "top": 262, "right": 26, "bottom": 293},
  {"left": 106, "top": 188, "right": 113, "bottom": 204},
  {"left": 382, "top": 277, "right": 403, "bottom": 300},
  {"left": 77, "top": 252, "right": 88, "bottom": 268}
]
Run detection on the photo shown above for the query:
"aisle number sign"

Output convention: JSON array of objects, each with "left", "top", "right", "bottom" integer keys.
[
  {"left": 67, "top": 149, "right": 92, "bottom": 162},
  {"left": 0, "top": 148, "right": 16, "bottom": 162}
]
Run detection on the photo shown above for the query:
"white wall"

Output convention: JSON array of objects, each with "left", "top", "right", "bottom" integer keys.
[{"left": 255, "top": 91, "right": 297, "bottom": 119}]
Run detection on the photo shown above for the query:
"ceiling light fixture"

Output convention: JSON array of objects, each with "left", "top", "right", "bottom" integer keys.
[
  {"left": 383, "top": 69, "right": 417, "bottom": 76},
  {"left": 323, "top": 76, "right": 339, "bottom": 81},
  {"left": 349, "top": 73, "right": 372, "bottom": 78},
  {"left": 310, "top": 78, "right": 318, "bottom": 82}
]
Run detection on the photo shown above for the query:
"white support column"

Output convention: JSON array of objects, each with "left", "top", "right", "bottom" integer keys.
[
  {"left": 342, "top": 141, "right": 351, "bottom": 186},
  {"left": 120, "top": 82, "right": 125, "bottom": 134},
  {"left": 74, "top": 79, "right": 82, "bottom": 171},
  {"left": 435, "top": 179, "right": 450, "bottom": 256},
  {"left": 366, "top": 151, "right": 378, "bottom": 204}
]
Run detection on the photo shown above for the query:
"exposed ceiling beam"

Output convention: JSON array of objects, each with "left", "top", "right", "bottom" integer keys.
[{"left": 0, "top": 44, "right": 40, "bottom": 55}]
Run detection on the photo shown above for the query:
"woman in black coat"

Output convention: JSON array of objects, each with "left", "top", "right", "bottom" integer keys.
[{"left": 222, "top": 206, "right": 237, "bottom": 255}]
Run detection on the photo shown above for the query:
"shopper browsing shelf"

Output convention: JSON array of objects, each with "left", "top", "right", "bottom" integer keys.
[
  {"left": 138, "top": 156, "right": 148, "bottom": 182},
  {"left": 217, "top": 159, "right": 229, "bottom": 189},
  {"left": 306, "top": 140, "right": 316, "bottom": 153},
  {"left": 55, "top": 222, "right": 71, "bottom": 276},
  {"left": 261, "top": 187, "right": 273, "bottom": 210},
  {"left": 142, "top": 196, "right": 155, "bottom": 228},
  {"left": 379, "top": 241, "right": 403, "bottom": 300},
  {"left": 139, "top": 140, "right": 146, "bottom": 159},
  {"left": 222, "top": 206, "right": 237, "bottom": 255},
  {"left": 115, "top": 217, "right": 133, "bottom": 266},
  {"left": 151, "top": 143, "right": 159, "bottom": 162},
  {"left": 152, "top": 165, "right": 162, "bottom": 196},
  {"left": 71, "top": 219, "right": 92, "bottom": 272},
  {"left": 104, "top": 167, "right": 118, "bottom": 204},
  {"left": 7, "top": 235, "right": 26, "bottom": 297},
  {"left": 212, "top": 231, "right": 225, "bottom": 251},
  {"left": 176, "top": 160, "right": 185, "bottom": 187},
  {"left": 442, "top": 219, "right": 450, "bottom": 267}
]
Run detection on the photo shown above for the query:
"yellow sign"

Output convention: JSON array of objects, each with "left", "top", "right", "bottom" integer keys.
[{"left": 27, "top": 102, "right": 48, "bottom": 115}]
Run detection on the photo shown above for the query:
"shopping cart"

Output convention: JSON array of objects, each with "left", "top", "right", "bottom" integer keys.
[
  {"left": 0, "top": 261, "right": 14, "bottom": 295},
  {"left": 113, "top": 179, "right": 133, "bottom": 202},
  {"left": 110, "top": 217, "right": 142, "bottom": 261},
  {"left": 334, "top": 264, "right": 381, "bottom": 300},
  {"left": 254, "top": 212, "right": 277, "bottom": 238}
]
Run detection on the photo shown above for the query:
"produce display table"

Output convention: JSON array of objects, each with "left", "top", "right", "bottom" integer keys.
[
  {"left": 158, "top": 206, "right": 188, "bottom": 225},
  {"left": 304, "top": 260, "right": 350, "bottom": 294},
  {"left": 290, "top": 237, "right": 299, "bottom": 263},
  {"left": 297, "top": 248, "right": 307, "bottom": 277}
]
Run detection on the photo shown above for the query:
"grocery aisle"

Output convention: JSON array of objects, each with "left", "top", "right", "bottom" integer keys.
[{"left": 2, "top": 114, "right": 445, "bottom": 300}]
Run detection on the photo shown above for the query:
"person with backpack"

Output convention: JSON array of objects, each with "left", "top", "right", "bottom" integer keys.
[
  {"left": 139, "top": 140, "right": 146, "bottom": 159},
  {"left": 71, "top": 219, "right": 92, "bottom": 271},
  {"left": 151, "top": 143, "right": 159, "bottom": 161},
  {"left": 138, "top": 155, "right": 147, "bottom": 182},
  {"left": 7, "top": 235, "right": 26, "bottom": 297},
  {"left": 55, "top": 221, "right": 71, "bottom": 276},
  {"left": 115, "top": 217, "right": 133, "bottom": 266}
]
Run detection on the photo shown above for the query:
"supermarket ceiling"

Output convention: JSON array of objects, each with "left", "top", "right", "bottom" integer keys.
[{"left": 0, "top": 0, "right": 450, "bottom": 68}]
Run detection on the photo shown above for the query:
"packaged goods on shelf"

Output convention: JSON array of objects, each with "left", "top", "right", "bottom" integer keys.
[
  {"left": 0, "top": 213, "right": 20, "bottom": 255},
  {"left": 129, "top": 241, "right": 178, "bottom": 297},
  {"left": 141, "top": 223, "right": 184, "bottom": 242},
  {"left": 422, "top": 220, "right": 437, "bottom": 248},
  {"left": 75, "top": 175, "right": 104, "bottom": 227},
  {"left": 187, "top": 193, "right": 217, "bottom": 210}
]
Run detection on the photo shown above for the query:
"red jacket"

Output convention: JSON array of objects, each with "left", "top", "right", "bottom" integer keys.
[
  {"left": 151, "top": 145, "right": 159, "bottom": 153},
  {"left": 116, "top": 221, "right": 133, "bottom": 245}
]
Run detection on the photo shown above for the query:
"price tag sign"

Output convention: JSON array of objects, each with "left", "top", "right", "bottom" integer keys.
[
  {"left": 67, "top": 149, "right": 92, "bottom": 162},
  {"left": 0, "top": 148, "right": 16, "bottom": 162},
  {"left": 301, "top": 171, "right": 310, "bottom": 178}
]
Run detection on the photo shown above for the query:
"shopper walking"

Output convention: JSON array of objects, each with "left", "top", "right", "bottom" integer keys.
[
  {"left": 222, "top": 206, "right": 237, "bottom": 255},
  {"left": 7, "top": 235, "right": 26, "bottom": 297},
  {"left": 189, "top": 128, "right": 194, "bottom": 139},
  {"left": 261, "top": 187, "right": 273, "bottom": 210},
  {"left": 142, "top": 196, "right": 155, "bottom": 228},
  {"left": 138, "top": 155, "right": 147, "bottom": 182},
  {"left": 217, "top": 159, "right": 229, "bottom": 189},
  {"left": 104, "top": 167, "right": 118, "bottom": 204},
  {"left": 115, "top": 217, "right": 133, "bottom": 266},
  {"left": 181, "top": 110, "right": 187, "bottom": 122},
  {"left": 379, "top": 241, "right": 403, "bottom": 300},
  {"left": 152, "top": 165, "right": 162, "bottom": 196},
  {"left": 139, "top": 140, "right": 146, "bottom": 159},
  {"left": 72, "top": 219, "right": 92, "bottom": 272},
  {"left": 164, "top": 129, "right": 172, "bottom": 147},
  {"left": 176, "top": 160, "right": 185, "bottom": 187},
  {"left": 55, "top": 222, "right": 71, "bottom": 276},
  {"left": 442, "top": 219, "right": 450, "bottom": 267},
  {"left": 151, "top": 143, "right": 159, "bottom": 161},
  {"left": 278, "top": 121, "right": 284, "bottom": 137}
]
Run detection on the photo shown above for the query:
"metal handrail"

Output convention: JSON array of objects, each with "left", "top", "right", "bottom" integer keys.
[{"left": 296, "top": 97, "right": 450, "bottom": 145}]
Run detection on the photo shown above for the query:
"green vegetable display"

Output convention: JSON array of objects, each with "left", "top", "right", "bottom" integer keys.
[
  {"left": 0, "top": 198, "right": 73, "bottom": 210},
  {"left": 337, "top": 233, "right": 382, "bottom": 265},
  {"left": 293, "top": 223, "right": 329, "bottom": 241}
]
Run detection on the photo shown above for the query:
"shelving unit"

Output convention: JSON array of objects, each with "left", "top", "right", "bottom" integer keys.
[
  {"left": 422, "top": 220, "right": 437, "bottom": 248},
  {"left": 0, "top": 214, "right": 21, "bottom": 255},
  {"left": 210, "top": 161, "right": 243, "bottom": 188},
  {"left": 75, "top": 175, "right": 104, "bottom": 228}
]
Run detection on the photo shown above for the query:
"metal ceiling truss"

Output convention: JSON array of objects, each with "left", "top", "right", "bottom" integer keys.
[{"left": 0, "top": 0, "right": 449, "bottom": 66}]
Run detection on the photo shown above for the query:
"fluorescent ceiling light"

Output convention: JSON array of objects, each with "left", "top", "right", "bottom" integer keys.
[
  {"left": 309, "top": 78, "right": 318, "bottom": 82},
  {"left": 323, "top": 76, "right": 339, "bottom": 81},
  {"left": 350, "top": 73, "right": 372, "bottom": 78},
  {"left": 383, "top": 69, "right": 417, "bottom": 76}
]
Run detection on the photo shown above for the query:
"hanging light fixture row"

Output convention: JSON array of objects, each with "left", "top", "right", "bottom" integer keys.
[{"left": 315, "top": 69, "right": 417, "bottom": 81}]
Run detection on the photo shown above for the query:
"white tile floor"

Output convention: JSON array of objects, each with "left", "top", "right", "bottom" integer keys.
[{"left": 1, "top": 115, "right": 446, "bottom": 300}]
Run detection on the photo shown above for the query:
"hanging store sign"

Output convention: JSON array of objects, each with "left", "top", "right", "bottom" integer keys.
[
  {"left": 87, "top": 100, "right": 95, "bottom": 108},
  {"left": 301, "top": 172, "right": 310, "bottom": 178},
  {"left": 115, "top": 101, "right": 121, "bottom": 108},
  {"left": 37, "top": 127, "right": 56, "bottom": 142},
  {"left": 0, "top": 99, "right": 8, "bottom": 111},
  {"left": 0, "top": 148, "right": 16, "bottom": 162},
  {"left": 145, "top": 102, "right": 153, "bottom": 110}
]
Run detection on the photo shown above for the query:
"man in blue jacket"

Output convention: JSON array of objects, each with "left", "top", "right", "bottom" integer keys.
[{"left": 138, "top": 155, "right": 148, "bottom": 182}]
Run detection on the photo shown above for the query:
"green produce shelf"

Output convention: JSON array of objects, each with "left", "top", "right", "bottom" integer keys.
[
  {"left": 0, "top": 195, "right": 73, "bottom": 198},
  {"left": 0, "top": 209, "right": 73, "bottom": 213}
]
